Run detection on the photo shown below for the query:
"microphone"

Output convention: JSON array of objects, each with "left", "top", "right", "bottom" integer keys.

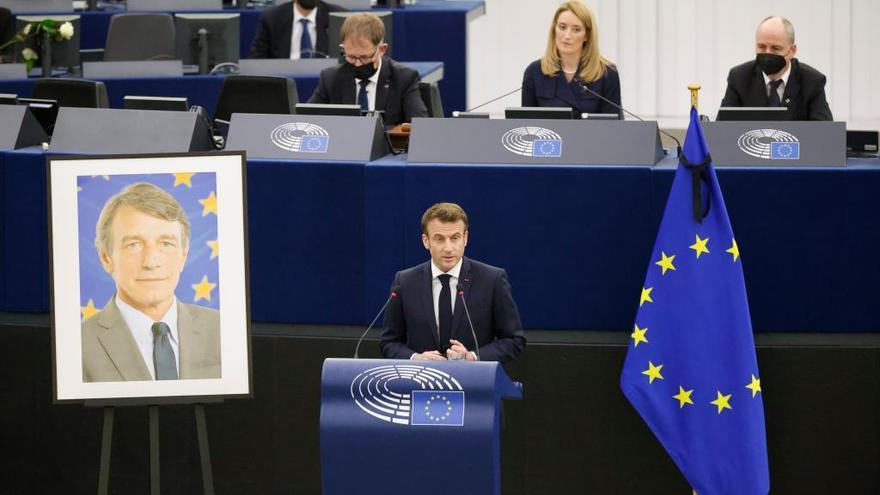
[
  {"left": 576, "top": 79, "right": 682, "bottom": 157},
  {"left": 465, "top": 86, "right": 523, "bottom": 112},
  {"left": 353, "top": 286, "right": 400, "bottom": 359},
  {"left": 456, "top": 283, "right": 480, "bottom": 361}
]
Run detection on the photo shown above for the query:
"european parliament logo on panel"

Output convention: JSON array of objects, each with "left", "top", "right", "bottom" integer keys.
[
  {"left": 501, "top": 126, "right": 563, "bottom": 158},
  {"left": 350, "top": 365, "right": 466, "bottom": 426},
  {"left": 737, "top": 129, "right": 800, "bottom": 160},
  {"left": 270, "top": 122, "right": 330, "bottom": 153}
]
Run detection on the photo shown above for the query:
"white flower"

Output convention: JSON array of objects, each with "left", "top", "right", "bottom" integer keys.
[
  {"left": 58, "top": 22, "right": 74, "bottom": 40},
  {"left": 21, "top": 23, "right": 32, "bottom": 36},
  {"left": 21, "top": 48, "right": 38, "bottom": 61}
]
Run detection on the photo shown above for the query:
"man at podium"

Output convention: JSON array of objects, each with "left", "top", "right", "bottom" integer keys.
[{"left": 380, "top": 203, "right": 526, "bottom": 363}]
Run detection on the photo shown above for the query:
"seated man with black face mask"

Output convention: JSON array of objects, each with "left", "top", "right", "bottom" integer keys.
[
  {"left": 249, "top": 0, "right": 343, "bottom": 59},
  {"left": 719, "top": 16, "right": 832, "bottom": 121},
  {"left": 307, "top": 12, "right": 428, "bottom": 126}
]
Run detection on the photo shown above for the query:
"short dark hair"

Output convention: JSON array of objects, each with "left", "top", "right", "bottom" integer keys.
[{"left": 421, "top": 202, "right": 468, "bottom": 234}]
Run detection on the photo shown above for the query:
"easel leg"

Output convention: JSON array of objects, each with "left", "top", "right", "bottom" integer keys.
[
  {"left": 149, "top": 405, "right": 160, "bottom": 495},
  {"left": 194, "top": 404, "right": 215, "bottom": 495},
  {"left": 97, "top": 407, "right": 114, "bottom": 495}
]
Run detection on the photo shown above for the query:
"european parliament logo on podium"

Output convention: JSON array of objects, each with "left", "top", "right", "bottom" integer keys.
[
  {"left": 270, "top": 122, "right": 330, "bottom": 153},
  {"left": 501, "top": 126, "right": 563, "bottom": 158},
  {"left": 737, "top": 128, "right": 800, "bottom": 160}
]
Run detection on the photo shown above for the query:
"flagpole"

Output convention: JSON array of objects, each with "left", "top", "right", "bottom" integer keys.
[{"left": 688, "top": 84, "right": 701, "bottom": 110}]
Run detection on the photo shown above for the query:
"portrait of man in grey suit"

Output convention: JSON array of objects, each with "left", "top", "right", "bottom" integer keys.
[{"left": 82, "top": 182, "right": 221, "bottom": 383}]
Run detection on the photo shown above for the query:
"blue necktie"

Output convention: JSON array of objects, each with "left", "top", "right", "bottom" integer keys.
[
  {"left": 299, "top": 18, "right": 312, "bottom": 59},
  {"left": 357, "top": 78, "right": 370, "bottom": 112},
  {"left": 152, "top": 321, "right": 178, "bottom": 380},
  {"left": 768, "top": 79, "right": 783, "bottom": 107}
]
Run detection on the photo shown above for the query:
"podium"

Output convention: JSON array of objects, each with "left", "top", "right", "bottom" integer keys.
[{"left": 320, "top": 358, "right": 523, "bottom": 495}]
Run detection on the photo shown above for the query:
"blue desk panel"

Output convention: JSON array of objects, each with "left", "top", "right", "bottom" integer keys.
[{"left": 2, "top": 148, "right": 878, "bottom": 333}]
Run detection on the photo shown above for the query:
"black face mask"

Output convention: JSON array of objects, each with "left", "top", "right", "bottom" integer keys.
[
  {"left": 350, "top": 61, "right": 378, "bottom": 80},
  {"left": 755, "top": 53, "right": 787, "bottom": 75},
  {"left": 297, "top": 0, "right": 318, "bottom": 10}
]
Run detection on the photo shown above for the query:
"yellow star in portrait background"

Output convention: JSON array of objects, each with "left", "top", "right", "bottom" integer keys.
[
  {"left": 199, "top": 191, "right": 218, "bottom": 216},
  {"left": 746, "top": 374, "right": 762, "bottom": 398},
  {"left": 192, "top": 275, "right": 217, "bottom": 302},
  {"left": 173, "top": 172, "right": 196, "bottom": 187},
  {"left": 642, "top": 361, "right": 664, "bottom": 384},
  {"left": 655, "top": 251, "right": 676, "bottom": 275},
  {"left": 726, "top": 239, "right": 740, "bottom": 262},
  {"left": 710, "top": 390, "right": 732, "bottom": 414},
  {"left": 207, "top": 239, "right": 219, "bottom": 260},
  {"left": 689, "top": 234, "right": 710, "bottom": 258},
  {"left": 81, "top": 299, "right": 99, "bottom": 321},
  {"left": 631, "top": 324, "right": 648, "bottom": 347},
  {"left": 673, "top": 386, "right": 694, "bottom": 408},
  {"left": 639, "top": 287, "right": 654, "bottom": 307}
]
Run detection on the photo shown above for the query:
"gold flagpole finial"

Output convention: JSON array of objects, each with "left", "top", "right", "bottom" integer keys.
[{"left": 688, "top": 84, "right": 701, "bottom": 110}]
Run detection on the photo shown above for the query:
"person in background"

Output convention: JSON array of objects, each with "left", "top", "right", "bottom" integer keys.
[
  {"left": 249, "top": 0, "right": 343, "bottom": 59},
  {"left": 719, "top": 16, "right": 832, "bottom": 121},
  {"left": 521, "top": 1, "right": 621, "bottom": 118}
]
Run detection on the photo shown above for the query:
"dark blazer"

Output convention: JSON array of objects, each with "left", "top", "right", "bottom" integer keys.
[
  {"left": 0, "top": 7, "right": 14, "bottom": 59},
  {"left": 521, "top": 59, "right": 622, "bottom": 117},
  {"left": 380, "top": 257, "right": 526, "bottom": 364},
  {"left": 719, "top": 58, "right": 833, "bottom": 121},
  {"left": 308, "top": 56, "right": 428, "bottom": 126},
  {"left": 249, "top": 0, "right": 343, "bottom": 59}
]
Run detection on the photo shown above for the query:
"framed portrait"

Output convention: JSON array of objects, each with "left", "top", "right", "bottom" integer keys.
[{"left": 49, "top": 152, "right": 251, "bottom": 403}]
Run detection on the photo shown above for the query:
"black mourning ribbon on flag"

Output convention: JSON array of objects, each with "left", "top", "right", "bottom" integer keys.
[{"left": 679, "top": 152, "right": 712, "bottom": 222}]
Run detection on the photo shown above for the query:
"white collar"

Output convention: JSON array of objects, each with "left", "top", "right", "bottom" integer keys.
[
  {"left": 431, "top": 257, "right": 463, "bottom": 280},
  {"left": 293, "top": 4, "right": 318, "bottom": 24},
  {"left": 115, "top": 295, "right": 179, "bottom": 345},
  {"left": 762, "top": 61, "right": 791, "bottom": 88}
]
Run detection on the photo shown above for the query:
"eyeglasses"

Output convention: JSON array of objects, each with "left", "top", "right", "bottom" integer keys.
[{"left": 340, "top": 45, "right": 379, "bottom": 65}]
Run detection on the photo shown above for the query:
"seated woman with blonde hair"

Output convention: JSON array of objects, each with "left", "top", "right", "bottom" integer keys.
[{"left": 521, "top": 1, "right": 621, "bottom": 117}]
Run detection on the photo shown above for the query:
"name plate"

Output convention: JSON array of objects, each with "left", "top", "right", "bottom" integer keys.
[
  {"left": 225, "top": 113, "right": 389, "bottom": 161},
  {"left": 702, "top": 121, "right": 845, "bottom": 167},
  {"left": 82, "top": 60, "right": 184, "bottom": 78},
  {"left": 407, "top": 118, "right": 663, "bottom": 165},
  {"left": 237, "top": 58, "right": 338, "bottom": 76}
]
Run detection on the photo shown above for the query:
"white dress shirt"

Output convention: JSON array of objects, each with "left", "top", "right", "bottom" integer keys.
[
  {"left": 116, "top": 296, "right": 180, "bottom": 380},
  {"left": 762, "top": 63, "right": 791, "bottom": 104},
  {"left": 430, "top": 257, "right": 462, "bottom": 329},
  {"left": 290, "top": 6, "right": 318, "bottom": 59},
  {"left": 353, "top": 57, "right": 382, "bottom": 111}
]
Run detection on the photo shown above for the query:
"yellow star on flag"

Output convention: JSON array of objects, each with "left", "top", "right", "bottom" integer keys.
[
  {"left": 710, "top": 390, "right": 733, "bottom": 414},
  {"left": 746, "top": 374, "right": 762, "bottom": 398},
  {"left": 207, "top": 239, "right": 219, "bottom": 260},
  {"left": 630, "top": 324, "right": 648, "bottom": 347},
  {"left": 639, "top": 287, "right": 653, "bottom": 307},
  {"left": 673, "top": 386, "right": 694, "bottom": 408},
  {"left": 199, "top": 191, "right": 218, "bottom": 217},
  {"left": 192, "top": 275, "right": 217, "bottom": 302},
  {"left": 642, "top": 361, "right": 664, "bottom": 384},
  {"left": 689, "top": 234, "right": 710, "bottom": 258},
  {"left": 81, "top": 299, "right": 100, "bottom": 321},
  {"left": 726, "top": 239, "right": 740, "bottom": 262},
  {"left": 655, "top": 251, "right": 676, "bottom": 275},
  {"left": 173, "top": 172, "right": 196, "bottom": 187}
]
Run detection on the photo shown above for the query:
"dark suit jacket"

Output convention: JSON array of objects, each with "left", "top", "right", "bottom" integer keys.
[
  {"left": 521, "top": 59, "right": 622, "bottom": 117},
  {"left": 308, "top": 56, "right": 428, "bottom": 126},
  {"left": 380, "top": 258, "right": 526, "bottom": 364},
  {"left": 719, "top": 58, "right": 833, "bottom": 121},
  {"left": 249, "top": 0, "right": 343, "bottom": 59},
  {"left": 0, "top": 7, "right": 14, "bottom": 60}
]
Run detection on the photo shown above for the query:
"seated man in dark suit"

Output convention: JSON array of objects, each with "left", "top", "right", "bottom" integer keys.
[
  {"left": 380, "top": 203, "right": 526, "bottom": 363},
  {"left": 249, "top": 0, "right": 343, "bottom": 59},
  {"left": 720, "top": 16, "right": 832, "bottom": 121},
  {"left": 308, "top": 12, "right": 428, "bottom": 126}
]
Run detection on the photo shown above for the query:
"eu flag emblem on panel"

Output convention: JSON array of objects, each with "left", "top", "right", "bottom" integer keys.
[
  {"left": 410, "top": 391, "right": 465, "bottom": 426},
  {"left": 300, "top": 135, "right": 329, "bottom": 153},
  {"left": 532, "top": 139, "right": 562, "bottom": 157},
  {"left": 770, "top": 141, "right": 799, "bottom": 159},
  {"left": 620, "top": 108, "right": 769, "bottom": 495}
]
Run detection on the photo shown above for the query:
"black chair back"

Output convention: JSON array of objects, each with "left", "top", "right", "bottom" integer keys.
[
  {"left": 418, "top": 81, "right": 443, "bottom": 118},
  {"left": 32, "top": 78, "right": 109, "bottom": 108},
  {"left": 213, "top": 75, "right": 298, "bottom": 122}
]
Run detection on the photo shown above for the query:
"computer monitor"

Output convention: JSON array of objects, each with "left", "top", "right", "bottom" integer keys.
[
  {"left": 846, "top": 130, "right": 879, "bottom": 155},
  {"left": 0, "top": 94, "right": 18, "bottom": 105},
  {"left": 174, "top": 13, "right": 240, "bottom": 75},
  {"left": 505, "top": 106, "right": 573, "bottom": 120},
  {"left": 123, "top": 96, "right": 189, "bottom": 112},
  {"left": 580, "top": 112, "right": 620, "bottom": 120},
  {"left": 18, "top": 98, "right": 59, "bottom": 135},
  {"left": 716, "top": 106, "right": 791, "bottom": 121},
  {"left": 295, "top": 103, "right": 362, "bottom": 117},
  {"left": 328, "top": 11, "right": 393, "bottom": 60},
  {"left": 15, "top": 16, "right": 81, "bottom": 72}
]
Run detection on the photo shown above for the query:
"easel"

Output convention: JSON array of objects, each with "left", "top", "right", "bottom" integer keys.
[{"left": 88, "top": 399, "right": 219, "bottom": 495}]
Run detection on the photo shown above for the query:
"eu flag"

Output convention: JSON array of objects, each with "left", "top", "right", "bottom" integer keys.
[
  {"left": 299, "top": 135, "right": 330, "bottom": 153},
  {"left": 770, "top": 141, "right": 799, "bottom": 159},
  {"left": 620, "top": 108, "right": 769, "bottom": 494},
  {"left": 532, "top": 139, "right": 562, "bottom": 157},
  {"left": 410, "top": 391, "right": 465, "bottom": 426}
]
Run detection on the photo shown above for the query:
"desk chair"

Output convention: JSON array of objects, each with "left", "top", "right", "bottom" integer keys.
[
  {"left": 32, "top": 78, "right": 109, "bottom": 108},
  {"left": 418, "top": 81, "right": 443, "bottom": 118},
  {"left": 213, "top": 75, "right": 298, "bottom": 122},
  {"left": 104, "top": 13, "right": 176, "bottom": 61}
]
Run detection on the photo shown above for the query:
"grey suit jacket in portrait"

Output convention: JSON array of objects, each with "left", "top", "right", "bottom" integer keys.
[{"left": 81, "top": 299, "right": 221, "bottom": 382}]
